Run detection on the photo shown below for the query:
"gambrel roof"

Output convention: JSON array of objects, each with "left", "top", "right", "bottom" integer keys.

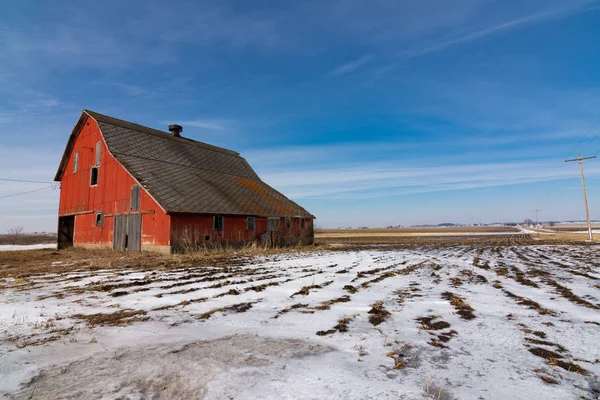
[{"left": 55, "top": 110, "right": 314, "bottom": 218}]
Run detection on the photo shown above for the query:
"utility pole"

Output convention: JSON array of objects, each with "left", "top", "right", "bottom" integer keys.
[
  {"left": 533, "top": 209, "right": 542, "bottom": 237},
  {"left": 565, "top": 154, "right": 596, "bottom": 241}
]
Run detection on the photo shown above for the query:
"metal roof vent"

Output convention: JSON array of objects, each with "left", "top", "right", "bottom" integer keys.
[{"left": 168, "top": 124, "right": 183, "bottom": 138}]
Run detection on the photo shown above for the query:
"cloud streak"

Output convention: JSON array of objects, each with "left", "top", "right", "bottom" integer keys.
[
  {"left": 260, "top": 159, "right": 594, "bottom": 199},
  {"left": 402, "top": 2, "right": 596, "bottom": 60},
  {"left": 328, "top": 55, "right": 373, "bottom": 76}
]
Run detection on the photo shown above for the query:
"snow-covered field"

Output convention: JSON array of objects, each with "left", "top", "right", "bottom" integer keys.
[
  {"left": 0, "top": 244, "right": 56, "bottom": 252},
  {"left": 1, "top": 243, "right": 599, "bottom": 399}
]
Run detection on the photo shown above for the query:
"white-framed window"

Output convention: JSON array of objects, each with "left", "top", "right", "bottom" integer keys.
[
  {"left": 90, "top": 167, "right": 99, "bottom": 186},
  {"left": 285, "top": 217, "right": 291, "bottom": 229},
  {"left": 214, "top": 216, "right": 224, "bottom": 230},
  {"left": 95, "top": 142, "right": 102, "bottom": 166},
  {"left": 247, "top": 217, "right": 256, "bottom": 230},
  {"left": 95, "top": 212, "right": 103, "bottom": 227},
  {"left": 73, "top": 151, "right": 79, "bottom": 173}
]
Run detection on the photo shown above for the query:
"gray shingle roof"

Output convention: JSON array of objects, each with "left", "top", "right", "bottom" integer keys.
[{"left": 56, "top": 110, "right": 314, "bottom": 218}]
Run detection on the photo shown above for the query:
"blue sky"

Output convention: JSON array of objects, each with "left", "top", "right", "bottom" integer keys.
[{"left": 2, "top": 0, "right": 600, "bottom": 231}]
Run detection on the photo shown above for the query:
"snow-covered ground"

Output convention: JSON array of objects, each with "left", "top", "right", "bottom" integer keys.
[
  {"left": 1, "top": 244, "right": 599, "bottom": 399},
  {"left": 0, "top": 244, "right": 56, "bottom": 252}
]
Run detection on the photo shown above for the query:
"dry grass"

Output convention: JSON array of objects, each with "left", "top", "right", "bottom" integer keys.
[
  {"left": 542, "top": 279, "right": 599, "bottom": 310},
  {"left": 386, "top": 342, "right": 411, "bottom": 370},
  {"left": 441, "top": 292, "right": 475, "bottom": 320},
  {"left": 543, "top": 225, "right": 600, "bottom": 232},
  {"left": 367, "top": 301, "right": 391, "bottom": 326},
  {"left": 313, "top": 295, "right": 352, "bottom": 311},
  {"left": 416, "top": 315, "right": 451, "bottom": 331},
  {"left": 317, "top": 227, "right": 519, "bottom": 236},
  {"left": 528, "top": 347, "right": 588, "bottom": 375},
  {"left": 0, "top": 245, "right": 324, "bottom": 279},
  {"left": 195, "top": 302, "right": 255, "bottom": 320},
  {"left": 536, "top": 232, "right": 600, "bottom": 242},
  {"left": 537, "top": 373, "right": 559, "bottom": 385},
  {"left": 72, "top": 310, "right": 149, "bottom": 327},
  {"left": 343, "top": 285, "right": 358, "bottom": 294},
  {"left": 291, "top": 281, "right": 333, "bottom": 297},
  {"left": 316, "top": 313, "right": 358, "bottom": 336}
]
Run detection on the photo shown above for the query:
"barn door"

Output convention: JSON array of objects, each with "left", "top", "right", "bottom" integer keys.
[
  {"left": 113, "top": 215, "right": 142, "bottom": 251},
  {"left": 127, "top": 214, "right": 142, "bottom": 251},
  {"left": 267, "top": 217, "right": 280, "bottom": 246},
  {"left": 113, "top": 216, "right": 127, "bottom": 251},
  {"left": 57, "top": 216, "right": 74, "bottom": 250}
]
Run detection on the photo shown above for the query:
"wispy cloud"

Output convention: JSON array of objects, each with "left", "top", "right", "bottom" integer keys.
[
  {"left": 396, "top": 2, "right": 597, "bottom": 61},
  {"left": 260, "top": 159, "right": 594, "bottom": 199},
  {"left": 328, "top": 55, "right": 373, "bottom": 76}
]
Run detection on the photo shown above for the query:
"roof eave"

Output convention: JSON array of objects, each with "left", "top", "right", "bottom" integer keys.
[
  {"left": 167, "top": 210, "right": 315, "bottom": 219},
  {"left": 54, "top": 110, "right": 90, "bottom": 181}
]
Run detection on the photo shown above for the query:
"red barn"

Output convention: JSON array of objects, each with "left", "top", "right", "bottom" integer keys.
[{"left": 54, "top": 110, "right": 315, "bottom": 253}]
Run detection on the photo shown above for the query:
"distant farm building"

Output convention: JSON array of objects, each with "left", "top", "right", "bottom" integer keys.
[{"left": 54, "top": 110, "right": 315, "bottom": 253}]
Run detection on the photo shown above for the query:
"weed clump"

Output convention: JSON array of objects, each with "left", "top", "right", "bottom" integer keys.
[
  {"left": 537, "top": 374, "right": 559, "bottom": 385},
  {"left": 368, "top": 301, "right": 391, "bottom": 326},
  {"left": 528, "top": 347, "right": 588, "bottom": 375},
  {"left": 314, "top": 295, "right": 351, "bottom": 311},
  {"left": 196, "top": 302, "right": 255, "bottom": 320},
  {"left": 316, "top": 314, "right": 358, "bottom": 336},
  {"left": 291, "top": 281, "right": 333, "bottom": 297},
  {"left": 214, "top": 288, "right": 241, "bottom": 298},
  {"left": 416, "top": 315, "right": 451, "bottom": 331},
  {"left": 73, "top": 310, "right": 148, "bottom": 327},
  {"left": 441, "top": 292, "right": 475, "bottom": 320},
  {"left": 386, "top": 343, "right": 411, "bottom": 369},
  {"left": 543, "top": 279, "right": 599, "bottom": 310},
  {"left": 245, "top": 282, "right": 279, "bottom": 292},
  {"left": 343, "top": 285, "right": 358, "bottom": 294}
]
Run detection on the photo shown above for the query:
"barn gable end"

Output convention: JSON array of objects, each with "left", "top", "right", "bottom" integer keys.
[{"left": 55, "top": 114, "right": 171, "bottom": 252}]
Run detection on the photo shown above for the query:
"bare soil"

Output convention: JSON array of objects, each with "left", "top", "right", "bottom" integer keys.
[
  {"left": 0, "top": 234, "right": 56, "bottom": 246},
  {"left": 317, "top": 226, "right": 520, "bottom": 235}
]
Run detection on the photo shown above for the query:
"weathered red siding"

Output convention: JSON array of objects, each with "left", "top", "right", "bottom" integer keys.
[
  {"left": 170, "top": 215, "right": 314, "bottom": 248},
  {"left": 57, "top": 117, "right": 170, "bottom": 249}
]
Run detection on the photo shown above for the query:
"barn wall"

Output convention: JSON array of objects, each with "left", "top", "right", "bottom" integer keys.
[
  {"left": 58, "top": 116, "right": 171, "bottom": 250},
  {"left": 170, "top": 215, "right": 314, "bottom": 249}
]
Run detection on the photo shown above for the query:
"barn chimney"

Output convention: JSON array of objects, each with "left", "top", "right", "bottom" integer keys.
[{"left": 168, "top": 124, "right": 183, "bottom": 138}]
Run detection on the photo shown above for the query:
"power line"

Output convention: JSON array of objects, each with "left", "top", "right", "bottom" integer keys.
[
  {"left": 566, "top": 114, "right": 600, "bottom": 160},
  {"left": 579, "top": 124, "right": 600, "bottom": 155},
  {"left": 539, "top": 115, "right": 600, "bottom": 205},
  {"left": 0, "top": 186, "right": 54, "bottom": 200},
  {"left": 0, "top": 178, "right": 54, "bottom": 184}
]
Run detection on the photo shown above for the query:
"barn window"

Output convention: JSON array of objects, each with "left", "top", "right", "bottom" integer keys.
[
  {"left": 301, "top": 218, "right": 305, "bottom": 229},
  {"left": 247, "top": 217, "right": 255, "bottom": 230},
  {"left": 130, "top": 185, "right": 140, "bottom": 211},
  {"left": 267, "top": 217, "right": 279, "bottom": 232},
  {"left": 95, "top": 212, "right": 103, "bottom": 227},
  {"left": 285, "top": 217, "right": 291, "bottom": 229},
  {"left": 95, "top": 142, "right": 102, "bottom": 166},
  {"left": 214, "top": 216, "right": 224, "bottom": 230},
  {"left": 90, "top": 167, "right": 99, "bottom": 186},
  {"left": 73, "top": 152, "right": 79, "bottom": 173}
]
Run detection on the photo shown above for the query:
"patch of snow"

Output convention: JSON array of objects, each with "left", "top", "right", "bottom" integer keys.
[{"left": 0, "top": 244, "right": 56, "bottom": 252}]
